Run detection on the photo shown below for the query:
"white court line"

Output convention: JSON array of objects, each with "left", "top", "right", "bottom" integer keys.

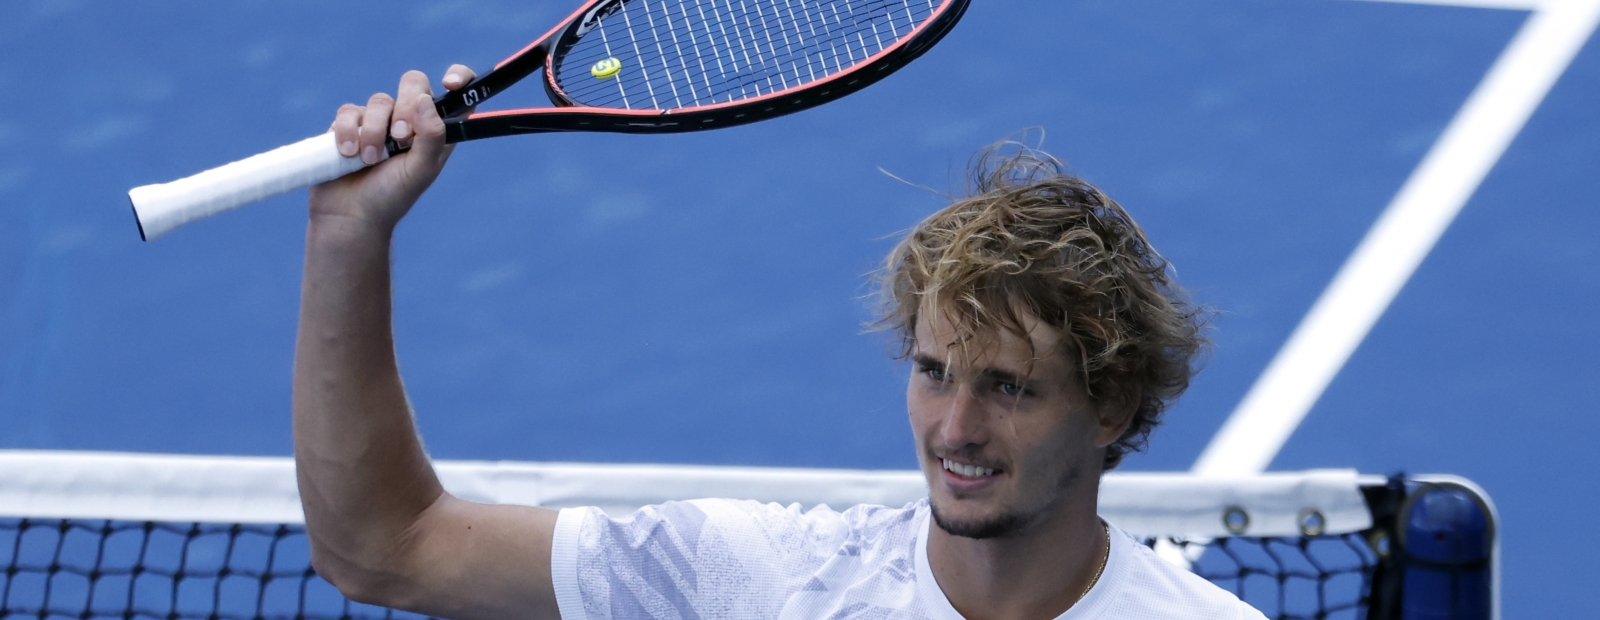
[
  {"left": 1353, "top": 0, "right": 1545, "bottom": 10},
  {"left": 1192, "top": 0, "right": 1600, "bottom": 477}
]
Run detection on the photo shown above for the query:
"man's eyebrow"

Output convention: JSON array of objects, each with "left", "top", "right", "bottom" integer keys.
[
  {"left": 980, "top": 367, "right": 1026, "bottom": 386},
  {"left": 911, "top": 354, "right": 1027, "bottom": 385}
]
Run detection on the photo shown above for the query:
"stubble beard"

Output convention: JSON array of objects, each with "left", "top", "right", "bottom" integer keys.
[
  {"left": 930, "top": 501, "right": 1031, "bottom": 539},
  {"left": 929, "top": 460, "right": 1084, "bottom": 540}
]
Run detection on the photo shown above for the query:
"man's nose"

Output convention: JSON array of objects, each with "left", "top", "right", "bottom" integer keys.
[{"left": 938, "top": 385, "right": 989, "bottom": 450}]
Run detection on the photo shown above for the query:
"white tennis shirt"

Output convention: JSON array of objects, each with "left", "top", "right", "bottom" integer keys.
[{"left": 551, "top": 498, "right": 1268, "bottom": 620}]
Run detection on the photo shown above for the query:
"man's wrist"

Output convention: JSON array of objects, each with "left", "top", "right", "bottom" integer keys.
[{"left": 307, "top": 212, "right": 397, "bottom": 248}]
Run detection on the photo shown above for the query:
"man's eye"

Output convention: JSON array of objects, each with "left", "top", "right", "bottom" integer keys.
[
  {"left": 924, "top": 367, "right": 947, "bottom": 382},
  {"left": 998, "top": 383, "right": 1022, "bottom": 396}
]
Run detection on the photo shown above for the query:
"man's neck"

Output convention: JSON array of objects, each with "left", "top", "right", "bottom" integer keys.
[{"left": 925, "top": 492, "right": 1106, "bottom": 620}]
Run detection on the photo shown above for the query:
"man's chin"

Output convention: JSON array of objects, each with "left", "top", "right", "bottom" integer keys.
[{"left": 929, "top": 499, "right": 1030, "bottom": 540}]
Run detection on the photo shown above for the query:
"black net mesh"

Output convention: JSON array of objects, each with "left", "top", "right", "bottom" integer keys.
[
  {"left": 1155, "top": 534, "right": 1382, "bottom": 620},
  {"left": 3, "top": 517, "right": 1385, "bottom": 620},
  {"left": 0, "top": 519, "right": 427, "bottom": 620}
]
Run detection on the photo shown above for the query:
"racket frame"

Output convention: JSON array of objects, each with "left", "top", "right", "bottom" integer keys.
[{"left": 435, "top": 0, "right": 970, "bottom": 141}]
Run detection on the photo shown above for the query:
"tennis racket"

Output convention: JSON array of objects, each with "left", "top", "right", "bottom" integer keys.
[{"left": 128, "top": 0, "right": 970, "bottom": 241}]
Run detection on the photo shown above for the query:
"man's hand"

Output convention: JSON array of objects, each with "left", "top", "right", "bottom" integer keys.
[{"left": 308, "top": 64, "right": 476, "bottom": 233}]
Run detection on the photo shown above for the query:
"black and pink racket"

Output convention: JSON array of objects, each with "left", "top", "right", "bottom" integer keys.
[{"left": 128, "top": 0, "right": 970, "bottom": 240}]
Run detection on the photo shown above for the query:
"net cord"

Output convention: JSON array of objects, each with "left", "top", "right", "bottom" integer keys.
[{"left": 0, "top": 451, "right": 1378, "bottom": 540}]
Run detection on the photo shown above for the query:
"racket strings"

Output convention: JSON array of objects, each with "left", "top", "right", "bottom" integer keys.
[{"left": 555, "top": 0, "right": 939, "bottom": 110}]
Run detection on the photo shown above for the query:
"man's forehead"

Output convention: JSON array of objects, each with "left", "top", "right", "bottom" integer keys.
[{"left": 911, "top": 310, "right": 1065, "bottom": 372}]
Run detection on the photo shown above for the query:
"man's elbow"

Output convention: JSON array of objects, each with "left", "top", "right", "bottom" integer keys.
[{"left": 309, "top": 543, "right": 422, "bottom": 610}]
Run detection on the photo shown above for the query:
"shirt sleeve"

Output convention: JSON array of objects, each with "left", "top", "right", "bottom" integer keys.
[{"left": 550, "top": 499, "right": 858, "bottom": 620}]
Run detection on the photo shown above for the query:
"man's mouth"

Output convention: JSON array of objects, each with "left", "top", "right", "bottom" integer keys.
[{"left": 941, "top": 458, "right": 1000, "bottom": 478}]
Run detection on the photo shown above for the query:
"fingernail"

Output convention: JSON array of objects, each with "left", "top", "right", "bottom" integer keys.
[
  {"left": 444, "top": 73, "right": 461, "bottom": 85},
  {"left": 361, "top": 145, "right": 379, "bottom": 165},
  {"left": 339, "top": 141, "right": 357, "bottom": 157},
  {"left": 393, "top": 120, "right": 410, "bottom": 139}
]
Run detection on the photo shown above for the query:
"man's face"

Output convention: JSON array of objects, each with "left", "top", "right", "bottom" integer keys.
[{"left": 907, "top": 308, "right": 1124, "bottom": 539}]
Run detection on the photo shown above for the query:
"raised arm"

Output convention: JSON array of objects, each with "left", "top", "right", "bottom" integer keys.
[{"left": 291, "top": 66, "right": 560, "bottom": 620}]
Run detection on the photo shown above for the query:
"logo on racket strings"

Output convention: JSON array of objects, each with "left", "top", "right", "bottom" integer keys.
[{"left": 591, "top": 57, "right": 623, "bottom": 79}]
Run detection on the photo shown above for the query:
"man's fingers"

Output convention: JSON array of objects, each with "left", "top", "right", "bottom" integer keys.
[
  {"left": 392, "top": 70, "right": 432, "bottom": 143},
  {"left": 323, "top": 67, "right": 466, "bottom": 179},
  {"left": 332, "top": 104, "right": 363, "bottom": 158},
  {"left": 441, "top": 64, "right": 477, "bottom": 92},
  {"left": 359, "top": 92, "right": 395, "bottom": 165},
  {"left": 408, "top": 64, "right": 470, "bottom": 166},
  {"left": 409, "top": 93, "right": 450, "bottom": 163}
]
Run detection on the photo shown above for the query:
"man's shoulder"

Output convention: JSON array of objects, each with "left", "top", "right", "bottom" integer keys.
[
  {"left": 567, "top": 498, "right": 926, "bottom": 552},
  {"left": 681, "top": 497, "right": 925, "bottom": 519},
  {"left": 555, "top": 499, "right": 933, "bottom": 620},
  {"left": 1100, "top": 526, "right": 1270, "bottom": 620},
  {"left": 670, "top": 497, "right": 926, "bottom": 546}
]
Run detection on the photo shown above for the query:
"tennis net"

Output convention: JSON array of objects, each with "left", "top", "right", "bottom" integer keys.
[{"left": 0, "top": 451, "right": 1496, "bottom": 620}]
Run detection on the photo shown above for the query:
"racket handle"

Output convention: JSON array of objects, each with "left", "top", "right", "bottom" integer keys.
[{"left": 128, "top": 132, "right": 370, "bottom": 241}]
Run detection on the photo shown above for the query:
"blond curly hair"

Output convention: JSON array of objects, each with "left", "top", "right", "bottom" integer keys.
[{"left": 878, "top": 142, "right": 1208, "bottom": 470}]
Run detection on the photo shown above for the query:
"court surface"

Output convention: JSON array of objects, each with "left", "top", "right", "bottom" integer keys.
[{"left": 2, "top": 0, "right": 1596, "bottom": 615}]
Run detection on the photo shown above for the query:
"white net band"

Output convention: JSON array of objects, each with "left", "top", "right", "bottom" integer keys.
[{"left": 0, "top": 450, "right": 1376, "bottom": 539}]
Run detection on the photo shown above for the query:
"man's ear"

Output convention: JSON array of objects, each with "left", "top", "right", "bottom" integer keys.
[{"left": 1094, "top": 391, "right": 1139, "bottom": 448}]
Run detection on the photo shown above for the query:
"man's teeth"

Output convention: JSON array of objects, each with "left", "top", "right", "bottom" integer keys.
[{"left": 942, "top": 458, "right": 995, "bottom": 478}]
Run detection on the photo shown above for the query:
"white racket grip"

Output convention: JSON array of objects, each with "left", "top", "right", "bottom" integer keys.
[{"left": 128, "top": 132, "right": 371, "bottom": 241}]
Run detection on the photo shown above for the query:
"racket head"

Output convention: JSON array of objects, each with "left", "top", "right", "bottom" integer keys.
[{"left": 449, "top": 0, "right": 969, "bottom": 139}]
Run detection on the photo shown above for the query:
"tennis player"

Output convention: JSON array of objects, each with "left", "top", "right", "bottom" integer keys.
[{"left": 293, "top": 68, "right": 1269, "bottom": 620}]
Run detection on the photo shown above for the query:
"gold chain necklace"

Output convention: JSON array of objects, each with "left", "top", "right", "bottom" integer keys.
[{"left": 1077, "top": 521, "right": 1111, "bottom": 603}]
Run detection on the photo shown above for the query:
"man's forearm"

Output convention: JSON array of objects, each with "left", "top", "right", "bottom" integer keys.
[
  {"left": 281, "top": 68, "right": 564, "bottom": 619},
  {"left": 292, "top": 215, "right": 445, "bottom": 591}
]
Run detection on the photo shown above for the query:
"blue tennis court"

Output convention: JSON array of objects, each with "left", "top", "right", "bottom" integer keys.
[{"left": 1, "top": 0, "right": 1596, "bottom": 615}]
